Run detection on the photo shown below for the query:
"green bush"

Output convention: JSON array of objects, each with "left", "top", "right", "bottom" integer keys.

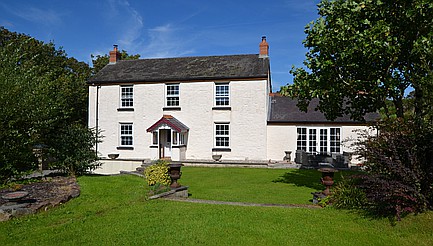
[
  {"left": 317, "top": 196, "right": 331, "bottom": 208},
  {"left": 49, "top": 124, "right": 100, "bottom": 176},
  {"left": 331, "top": 176, "right": 367, "bottom": 210},
  {"left": 144, "top": 160, "right": 171, "bottom": 187}
]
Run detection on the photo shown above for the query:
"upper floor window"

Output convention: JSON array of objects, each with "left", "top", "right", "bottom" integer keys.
[
  {"left": 120, "top": 85, "right": 133, "bottom": 108},
  {"left": 120, "top": 123, "right": 133, "bottom": 146},
  {"left": 215, "top": 83, "right": 230, "bottom": 106},
  {"left": 166, "top": 84, "right": 179, "bottom": 107}
]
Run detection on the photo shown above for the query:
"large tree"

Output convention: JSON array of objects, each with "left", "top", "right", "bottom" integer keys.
[
  {"left": 0, "top": 27, "right": 98, "bottom": 181},
  {"left": 282, "top": 0, "right": 433, "bottom": 121}
]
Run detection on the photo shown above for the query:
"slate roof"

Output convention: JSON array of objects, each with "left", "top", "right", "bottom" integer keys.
[
  {"left": 89, "top": 54, "right": 269, "bottom": 84},
  {"left": 268, "top": 95, "right": 379, "bottom": 123},
  {"left": 146, "top": 115, "right": 189, "bottom": 133}
]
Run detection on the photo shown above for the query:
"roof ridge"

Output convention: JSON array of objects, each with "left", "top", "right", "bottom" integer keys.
[{"left": 116, "top": 53, "right": 260, "bottom": 63}]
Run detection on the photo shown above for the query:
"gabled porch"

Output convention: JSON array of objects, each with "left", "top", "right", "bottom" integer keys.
[{"left": 146, "top": 115, "right": 189, "bottom": 161}]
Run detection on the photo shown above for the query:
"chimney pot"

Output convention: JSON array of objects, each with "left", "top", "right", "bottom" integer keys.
[
  {"left": 109, "top": 44, "right": 121, "bottom": 64},
  {"left": 259, "top": 36, "right": 269, "bottom": 58}
]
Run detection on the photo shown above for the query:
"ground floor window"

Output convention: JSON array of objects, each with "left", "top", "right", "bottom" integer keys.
[
  {"left": 172, "top": 132, "right": 187, "bottom": 146},
  {"left": 297, "top": 127, "right": 341, "bottom": 154},
  {"left": 120, "top": 123, "right": 133, "bottom": 146},
  {"left": 215, "top": 123, "right": 229, "bottom": 147},
  {"left": 152, "top": 132, "right": 158, "bottom": 145}
]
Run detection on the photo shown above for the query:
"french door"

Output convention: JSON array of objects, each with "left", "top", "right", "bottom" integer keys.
[{"left": 297, "top": 127, "right": 341, "bottom": 154}]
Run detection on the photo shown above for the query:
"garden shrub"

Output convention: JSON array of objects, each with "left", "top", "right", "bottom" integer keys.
[
  {"left": 144, "top": 160, "right": 171, "bottom": 187},
  {"left": 48, "top": 124, "right": 100, "bottom": 176},
  {"left": 352, "top": 118, "right": 433, "bottom": 220},
  {"left": 331, "top": 176, "right": 366, "bottom": 209},
  {"left": 317, "top": 195, "right": 331, "bottom": 208}
]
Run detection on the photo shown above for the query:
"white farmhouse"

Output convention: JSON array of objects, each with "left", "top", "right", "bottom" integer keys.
[{"left": 88, "top": 37, "right": 377, "bottom": 174}]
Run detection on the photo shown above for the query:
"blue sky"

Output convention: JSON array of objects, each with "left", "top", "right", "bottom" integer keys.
[{"left": 0, "top": 0, "right": 321, "bottom": 91}]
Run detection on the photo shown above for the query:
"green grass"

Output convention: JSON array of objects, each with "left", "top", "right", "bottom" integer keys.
[
  {"left": 181, "top": 167, "right": 358, "bottom": 204},
  {"left": 1, "top": 168, "right": 433, "bottom": 245}
]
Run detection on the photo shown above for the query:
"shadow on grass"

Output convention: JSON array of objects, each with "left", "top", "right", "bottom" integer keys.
[
  {"left": 83, "top": 173, "right": 109, "bottom": 177},
  {"left": 272, "top": 169, "right": 324, "bottom": 190},
  {"left": 273, "top": 169, "right": 364, "bottom": 190}
]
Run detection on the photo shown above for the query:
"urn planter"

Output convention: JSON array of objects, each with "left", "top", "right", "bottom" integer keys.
[
  {"left": 168, "top": 163, "right": 184, "bottom": 189},
  {"left": 318, "top": 167, "right": 338, "bottom": 196}
]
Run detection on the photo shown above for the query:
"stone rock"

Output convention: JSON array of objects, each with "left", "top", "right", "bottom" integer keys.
[
  {"left": 0, "top": 176, "right": 80, "bottom": 221},
  {"left": 0, "top": 211, "right": 11, "bottom": 222}
]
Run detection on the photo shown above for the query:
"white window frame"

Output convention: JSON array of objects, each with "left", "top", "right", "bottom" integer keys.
[
  {"left": 297, "top": 128, "right": 307, "bottom": 152},
  {"left": 179, "top": 132, "right": 186, "bottom": 145},
  {"left": 214, "top": 83, "right": 230, "bottom": 106},
  {"left": 215, "top": 123, "right": 230, "bottom": 148},
  {"left": 120, "top": 123, "right": 133, "bottom": 146},
  {"left": 152, "top": 131, "right": 158, "bottom": 145},
  {"left": 172, "top": 131, "right": 178, "bottom": 145},
  {"left": 166, "top": 84, "right": 180, "bottom": 107},
  {"left": 120, "top": 85, "right": 133, "bottom": 108},
  {"left": 296, "top": 127, "right": 341, "bottom": 154},
  {"left": 330, "top": 128, "right": 341, "bottom": 153},
  {"left": 172, "top": 132, "right": 187, "bottom": 146}
]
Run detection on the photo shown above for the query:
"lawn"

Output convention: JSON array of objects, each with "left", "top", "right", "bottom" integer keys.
[
  {"left": 181, "top": 167, "right": 357, "bottom": 204},
  {"left": 1, "top": 167, "right": 433, "bottom": 245}
]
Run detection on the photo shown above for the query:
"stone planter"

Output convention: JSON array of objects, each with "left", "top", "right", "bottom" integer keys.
[
  {"left": 108, "top": 153, "right": 119, "bottom": 159},
  {"left": 212, "top": 154, "right": 222, "bottom": 161},
  {"left": 283, "top": 151, "right": 292, "bottom": 161}
]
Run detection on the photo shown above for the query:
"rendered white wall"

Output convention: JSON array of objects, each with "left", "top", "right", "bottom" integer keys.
[
  {"left": 92, "top": 160, "right": 142, "bottom": 175},
  {"left": 88, "top": 79, "right": 269, "bottom": 164},
  {"left": 266, "top": 125, "right": 297, "bottom": 161},
  {"left": 266, "top": 124, "right": 372, "bottom": 164}
]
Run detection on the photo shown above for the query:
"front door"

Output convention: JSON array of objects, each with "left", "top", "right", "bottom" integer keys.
[{"left": 159, "top": 129, "right": 172, "bottom": 159}]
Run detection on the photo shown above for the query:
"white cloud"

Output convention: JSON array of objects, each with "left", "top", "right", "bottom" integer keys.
[
  {"left": 117, "top": 9, "right": 143, "bottom": 48},
  {"left": 2, "top": 5, "right": 62, "bottom": 26},
  {"left": 105, "top": 0, "right": 145, "bottom": 54},
  {"left": 141, "top": 23, "right": 195, "bottom": 58},
  {"left": 104, "top": 0, "right": 199, "bottom": 58}
]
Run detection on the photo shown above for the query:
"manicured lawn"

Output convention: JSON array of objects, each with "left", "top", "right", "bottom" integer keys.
[
  {"left": 181, "top": 167, "right": 357, "bottom": 204},
  {"left": 1, "top": 168, "right": 433, "bottom": 245}
]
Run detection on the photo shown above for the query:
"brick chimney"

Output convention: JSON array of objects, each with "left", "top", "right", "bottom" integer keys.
[
  {"left": 109, "top": 45, "right": 121, "bottom": 64},
  {"left": 259, "top": 36, "right": 269, "bottom": 58}
]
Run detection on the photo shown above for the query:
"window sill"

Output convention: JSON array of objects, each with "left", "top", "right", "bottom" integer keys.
[
  {"left": 163, "top": 107, "right": 181, "bottom": 111},
  {"left": 212, "top": 107, "right": 231, "bottom": 111},
  {"left": 149, "top": 145, "right": 158, "bottom": 148},
  {"left": 212, "top": 148, "right": 231, "bottom": 152},
  {"left": 172, "top": 145, "right": 187, "bottom": 148},
  {"left": 117, "top": 108, "right": 134, "bottom": 112},
  {"left": 117, "top": 146, "right": 134, "bottom": 150}
]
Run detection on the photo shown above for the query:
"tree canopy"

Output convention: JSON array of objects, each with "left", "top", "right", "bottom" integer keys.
[
  {"left": 282, "top": 0, "right": 433, "bottom": 121},
  {"left": 0, "top": 27, "right": 98, "bottom": 181}
]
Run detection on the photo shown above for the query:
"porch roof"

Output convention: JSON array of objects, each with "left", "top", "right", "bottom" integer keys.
[{"left": 146, "top": 115, "right": 189, "bottom": 133}]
